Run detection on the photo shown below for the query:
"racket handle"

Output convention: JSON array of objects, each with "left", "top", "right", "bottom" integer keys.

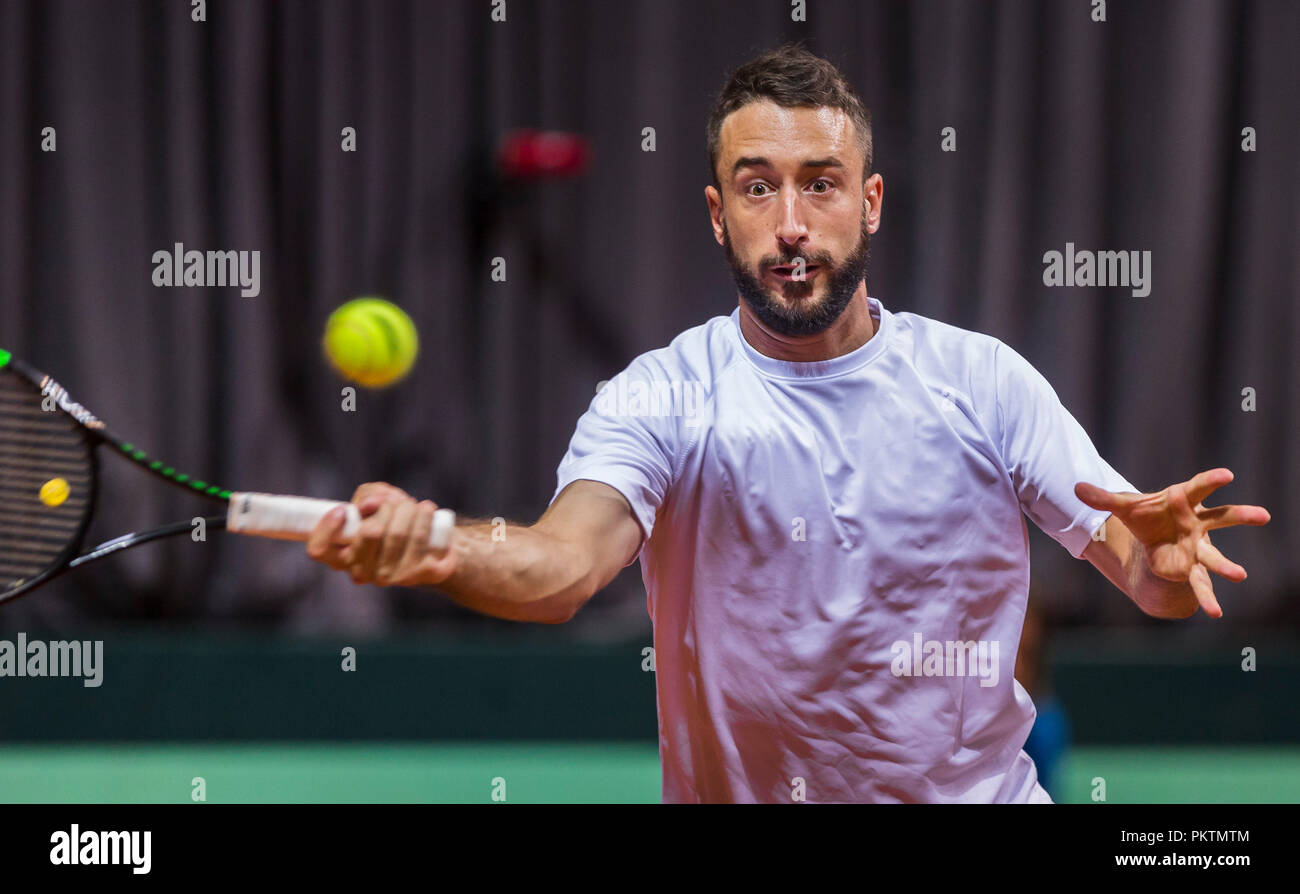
[{"left": 226, "top": 493, "right": 455, "bottom": 549}]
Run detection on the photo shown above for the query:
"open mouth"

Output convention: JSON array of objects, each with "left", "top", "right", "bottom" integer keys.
[{"left": 769, "top": 264, "right": 821, "bottom": 282}]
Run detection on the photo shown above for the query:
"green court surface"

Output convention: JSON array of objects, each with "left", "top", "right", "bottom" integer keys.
[
  {"left": 1057, "top": 747, "right": 1300, "bottom": 804},
  {"left": 0, "top": 743, "right": 661, "bottom": 804},
  {"left": 0, "top": 744, "right": 1296, "bottom": 803}
]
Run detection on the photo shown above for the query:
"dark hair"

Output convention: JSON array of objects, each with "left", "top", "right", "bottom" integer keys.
[{"left": 706, "top": 42, "right": 873, "bottom": 188}]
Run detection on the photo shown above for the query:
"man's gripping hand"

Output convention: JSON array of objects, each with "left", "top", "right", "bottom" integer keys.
[{"left": 305, "top": 482, "right": 457, "bottom": 587}]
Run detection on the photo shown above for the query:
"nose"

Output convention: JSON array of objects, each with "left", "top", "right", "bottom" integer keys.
[{"left": 775, "top": 190, "right": 809, "bottom": 249}]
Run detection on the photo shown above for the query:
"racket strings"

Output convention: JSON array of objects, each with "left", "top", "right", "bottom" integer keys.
[{"left": 0, "top": 371, "right": 94, "bottom": 593}]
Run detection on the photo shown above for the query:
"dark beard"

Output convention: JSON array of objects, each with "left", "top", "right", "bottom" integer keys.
[{"left": 723, "top": 207, "right": 871, "bottom": 337}]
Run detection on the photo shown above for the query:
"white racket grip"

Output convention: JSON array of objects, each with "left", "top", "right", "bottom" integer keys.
[{"left": 226, "top": 493, "right": 455, "bottom": 549}]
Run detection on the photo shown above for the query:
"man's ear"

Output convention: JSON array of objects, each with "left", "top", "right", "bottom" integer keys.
[
  {"left": 864, "top": 172, "right": 884, "bottom": 234},
  {"left": 706, "top": 184, "right": 725, "bottom": 245}
]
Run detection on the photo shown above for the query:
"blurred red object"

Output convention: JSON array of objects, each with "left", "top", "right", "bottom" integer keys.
[{"left": 497, "top": 129, "right": 590, "bottom": 179}]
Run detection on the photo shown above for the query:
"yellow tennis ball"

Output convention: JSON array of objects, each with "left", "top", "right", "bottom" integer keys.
[
  {"left": 40, "top": 477, "right": 70, "bottom": 507},
  {"left": 322, "top": 297, "right": 419, "bottom": 388}
]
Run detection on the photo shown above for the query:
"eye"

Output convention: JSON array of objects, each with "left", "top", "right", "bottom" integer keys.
[
  {"left": 746, "top": 182, "right": 771, "bottom": 197},
  {"left": 810, "top": 179, "right": 832, "bottom": 193}
]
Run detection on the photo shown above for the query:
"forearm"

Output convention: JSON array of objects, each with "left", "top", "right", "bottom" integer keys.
[{"left": 430, "top": 518, "right": 593, "bottom": 624}]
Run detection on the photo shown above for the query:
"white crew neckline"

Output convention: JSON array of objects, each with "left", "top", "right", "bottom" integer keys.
[{"left": 730, "top": 296, "right": 892, "bottom": 380}]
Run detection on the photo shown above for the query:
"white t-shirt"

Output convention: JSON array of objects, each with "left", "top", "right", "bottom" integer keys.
[{"left": 551, "top": 296, "right": 1135, "bottom": 803}]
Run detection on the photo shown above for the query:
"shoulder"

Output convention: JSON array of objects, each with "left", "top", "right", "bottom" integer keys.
[
  {"left": 882, "top": 305, "right": 1046, "bottom": 444},
  {"left": 886, "top": 305, "right": 1007, "bottom": 380},
  {"left": 615, "top": 310, "right": 745, "bottom": 394}
]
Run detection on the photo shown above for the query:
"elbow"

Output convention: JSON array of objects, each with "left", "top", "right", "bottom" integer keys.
[
  {"left": 535, "top": 599, "right": 577, "bottom": 625},
  {"left": 532, "top": 582, "right": 595, "bottom": 625},
  {"left": 535, "top": 596, "right": 587, "bottom": 625},
  {"left": 534, "top": 544, "right": 604, "bottom": 624}
]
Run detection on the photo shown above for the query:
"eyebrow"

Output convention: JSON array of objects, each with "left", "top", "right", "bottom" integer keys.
[{"left": 731, "top": 156, "right": 846, "bottom": 177}]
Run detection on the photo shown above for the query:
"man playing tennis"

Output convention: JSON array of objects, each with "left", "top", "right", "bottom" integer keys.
[{"left": 305, "top": 44, "right": 1270, "bottom": 803}]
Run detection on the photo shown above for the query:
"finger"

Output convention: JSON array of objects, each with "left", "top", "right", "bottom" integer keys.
[
  {"left": 358, "top": 495, "right": 386, "bottom": 516},
  {"left": 421, "top": 520, "right": 458, "bottom": 587},
  {"left": 349, "top": 502, "right": 394, "bottom": 584},
  {"left": 422, "top": 547, "right": 457, "bottom": 587},
  {"left": 1199, "top": 503, "right": 1271, "bottom": 531},
  {"left": 350, "top": 482, "right": 380, "bottom": 503},
  {"left": 1187, "top": 563, "right": 1222, "bottom": 618},
  {"left": 351, "top": 481, "right": 410, "bottom": 503},
  {"left": 1185, "top": 467, "right": 1234, "bottom": 507},
  {"left": 375, "top": 500, "right": 418, "bottom": 585},
  {"left": 306, "top": 506, "right": 350, "bottom": 567},
  {"left": 394, "top": 501, "right": 437, "bottom": 584},
  {"left": 1074, "top": 482, "right": 1139, "bottom": 513},
  {"left": 352, "top": 482, "right": 412, "bottom": 516},
  {"left": 358, "top": 492, "right": 403, "bottom": 516},
  {"left": 1197, "top": 536, "right": 1246, "bottom": 582}
]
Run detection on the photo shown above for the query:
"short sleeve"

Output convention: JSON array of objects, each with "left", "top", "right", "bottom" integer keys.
[
  {"left": 550, "top": 356, "right": 680, "bottom": 566},
  {"left": 994, "top": 342, "right": 1138, "bottom": 559}
]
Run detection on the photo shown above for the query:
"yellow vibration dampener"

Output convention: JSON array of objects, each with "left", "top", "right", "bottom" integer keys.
[{"left": 40, "top": 477, "right": 70, "bottom": 507}]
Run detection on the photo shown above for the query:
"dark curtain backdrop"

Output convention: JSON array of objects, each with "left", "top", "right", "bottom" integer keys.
[{"left": 0, "top": 0, "right": 1295, "bottom": 634}]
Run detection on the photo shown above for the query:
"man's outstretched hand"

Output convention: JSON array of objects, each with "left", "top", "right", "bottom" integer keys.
[{"left": 1075, "top": 468, "right": 1270, "bottom": 619}]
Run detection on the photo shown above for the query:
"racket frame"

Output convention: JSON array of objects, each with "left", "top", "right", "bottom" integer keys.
[{"left": 1, "top": 351, "right": 230, "bottom": 603}]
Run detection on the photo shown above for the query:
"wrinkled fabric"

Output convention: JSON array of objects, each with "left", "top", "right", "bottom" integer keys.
[{"left": 552, "top": 297, "right": 1134, "bottom": 803}]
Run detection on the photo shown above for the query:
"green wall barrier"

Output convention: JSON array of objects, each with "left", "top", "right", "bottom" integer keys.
[{"left": 0, "top": 631, "right": 1295, "bottom": 744}]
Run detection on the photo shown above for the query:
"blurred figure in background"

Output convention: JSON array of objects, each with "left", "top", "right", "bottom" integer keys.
[{"left": 1016, "top": 595, "right": 1071, "bottom": 800}]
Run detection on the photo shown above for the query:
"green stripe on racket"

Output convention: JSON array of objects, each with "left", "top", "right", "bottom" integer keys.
[{"left": 0, "top": 350, "right": 454, "bottom": 605}]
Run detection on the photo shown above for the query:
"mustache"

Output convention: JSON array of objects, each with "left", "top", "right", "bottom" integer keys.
[{"left": 761, "top": 249, "right": 835, "bottom": 271}]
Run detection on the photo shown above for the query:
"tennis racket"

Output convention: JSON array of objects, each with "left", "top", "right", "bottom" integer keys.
[{"left": 0, "top": 348, "right": 455, "bottom": 605}]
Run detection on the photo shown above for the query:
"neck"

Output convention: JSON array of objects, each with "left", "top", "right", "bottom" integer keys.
[{"left": 737, "top": 285, "right": 876, "bottom": 363}]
